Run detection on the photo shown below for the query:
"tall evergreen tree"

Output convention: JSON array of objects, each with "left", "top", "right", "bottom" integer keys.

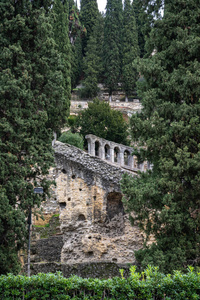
[
  {"left": 132, "top": 0, "right": 149, "bottom": 57},
  {"left": 0, "top": 0, "right": 69, "bottom": 274},
  {"left": 103, "top": 0, "right": 123, "bottom": 101},
  {"left": 71, "top": 32, "right": 83, "bottom": 87},
  {"left": 69, "top": 2, "right": 86, "bottom": 87},
  {"left": 122, "top": 0, "right": 139, "bottom": 101},
  {"left": 68, "top": 0, "right": 75, "bottom": 12},
  {"left": 80, "top": 0, "right": 99, "bottom": 54},
  {"left": 52, "top": 0, "right": 71, "bottom": 114},
  {"left": 121, "top": 0, "right": 200, "bottom": 273},
  {"left": 82, "top": 13, "right": 104, "bottom": 98}
]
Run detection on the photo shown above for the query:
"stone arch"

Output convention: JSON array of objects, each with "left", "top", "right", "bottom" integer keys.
[
  {"left": 124, "top": 150, "right": 131, "bottom": 167},
  {"left": 106, "top": 192, "right": 124, "bottom": 220},
  {"left": 95, "top": 140, "right": 100, "bottom": 157},
  {"left": 114, "top": 147, "right": 120, "bottom": 163},
  {"left": 105, "top": 144, "right": 110, "bottom": 161}
]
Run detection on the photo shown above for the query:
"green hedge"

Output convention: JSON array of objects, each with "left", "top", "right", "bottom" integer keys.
[{"left": 0, "top": 266, "right": 200, "bottom": 299}]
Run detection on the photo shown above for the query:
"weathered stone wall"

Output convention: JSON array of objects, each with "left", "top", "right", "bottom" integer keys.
[
  {"left": 28, "top": 141, "right": 148, "bottom": 278},
  {"left": 53, "top": 142, "right": 144, "bottom": 266}
]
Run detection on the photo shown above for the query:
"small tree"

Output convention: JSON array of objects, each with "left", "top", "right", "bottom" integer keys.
[
  {"left": 58, "top": 131, "right": 84, "bottom": 149},
  {"left": 78, "top": 99, "right": 129, "bottom": 145}
]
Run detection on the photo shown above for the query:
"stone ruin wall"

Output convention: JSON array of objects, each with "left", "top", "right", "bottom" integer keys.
[
  {"left": 54, "top": 141, "right": 145, "bottom": 266},
  {"left": 30, "top": 141, "right": 150, "bottom": 277}
]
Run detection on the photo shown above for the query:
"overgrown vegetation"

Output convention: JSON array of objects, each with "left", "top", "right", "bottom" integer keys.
[
  {"left": 77, "top": 99, "right": 129, "bottom": 146},
  {"left": 0, "top": 266, "right": 199, "bottom": 299},
  {"left": 58, "top": 131, "right": 84, "bottom": 150}
]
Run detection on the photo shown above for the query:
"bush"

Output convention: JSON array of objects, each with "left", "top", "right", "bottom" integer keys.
[
  {"left": 68, "top": 115, "right": 78, "bottom": 127},
  {"left": 78, "top": 98, "right": 130, "bottom": 146},
  {"left": 58, "top": 131, "right": 84, "bottom": 150},
  {"left": 0, "top": 266, "right": 200, "bottom": 299}
]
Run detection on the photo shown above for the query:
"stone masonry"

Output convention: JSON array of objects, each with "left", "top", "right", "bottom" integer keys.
[
  {"left": 29, "top": 139, "right": 152, "bottom": 278},
  {"left": 53, "top": 141, "right": 145, "bottom": 266}
]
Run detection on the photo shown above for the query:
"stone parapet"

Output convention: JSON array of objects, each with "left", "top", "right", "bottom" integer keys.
[{"left": 86, "top": 134, "right": 150, "bottom": 172}]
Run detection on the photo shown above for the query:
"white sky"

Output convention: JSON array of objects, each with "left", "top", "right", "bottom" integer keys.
[{"left": 77, "top": 0, "right": 107, "bottom": 13}]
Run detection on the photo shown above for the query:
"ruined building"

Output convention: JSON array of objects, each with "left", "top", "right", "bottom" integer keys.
[{"left": 28, "top": 136, "right": 151, "bottom": 278}]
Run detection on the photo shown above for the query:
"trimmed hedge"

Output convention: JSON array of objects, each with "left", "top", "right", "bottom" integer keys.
[{"left": 0, "top": 266, "right": 200, "bottom": 299}]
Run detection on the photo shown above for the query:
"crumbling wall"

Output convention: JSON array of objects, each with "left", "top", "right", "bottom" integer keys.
[
  {"left": 28, "top": 141, "right": 148, "bottom": 278},
  {"left": 53, "top": 142, "right": 144, "bottom": 266}
]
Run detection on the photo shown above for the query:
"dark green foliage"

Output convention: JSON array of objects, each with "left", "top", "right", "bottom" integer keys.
[
  {"left": 133, "top": 0, "right": 151, "bottom": 58},
  {"left": 78, "top": 99, "right": 129, "bottom": 145},
  {"left": 82, "top": 13, "right": 104, "bottom": 98},
  {"left": 68, "top": 0, "right": 75, "bottom": 12},
  {"left": 0, "top": 267, "right": 200, "bottom": 299},
  {"left": 121, "top": 0, "right": 200, "bottom": 273},
  {"left": 122, "top": 0, "right": 139, "bottom": 99},
  {"left": 103, "top": 0, "right": 123, "bottom": 96},
  {"left": 52, "top": 0, "right": 71, "bottom": 116},
  {"left": 69, "top": 3, "right": 86, "bottom": 45},
  {"left": 32, "top": 0, "right": 53, "bottom": 11},
  {"left": 68, "top": 114, "right": 77, "bottom": 126},
  {"left": 69, "top": 3, "right": 86, "bottom": 87},
  {"left": 71, "top": 33, "right": 83, "bottom": 88},
  {"left": 58, "top": 131, "right": 84, "bottom": 149},
  {"left": 0, "top": 0, "right": 69, "bottom": 274},
  {"left": 80, "top": 0, "right": 99, "bottom": 54}
]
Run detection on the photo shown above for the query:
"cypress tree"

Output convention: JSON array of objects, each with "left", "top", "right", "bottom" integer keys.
[
  {"left": 103, "top": 0, "right": 123, "bottom": 101},
  {"left": 132, "top": 0, "right": 149, "bottom": 58},
  {"left": 71, "top": 32, "right": 83, "bottom": 88},
  {"left": 0, "top": 0, "right": 69, "bottom": 273},
  {"left": 68, "top": 0, "right": 75, "bottom": 12},
  {"left": 52, "top": 0, "right": 71, "bottom": 114},
  {"left": 80, "top": 0, "right": 99, "bottom": 54},
  {"left": 82, "top": 13, "right": 104, "bottom": 98},
  {"left": 121, "top": 0, "right": 200, "bottom": 272},
  {"left": 69, "top": 2, "right": 86, "bottom": 87},
  {"left": 122, "top": 0, "right": 139, "bottom": 101}
]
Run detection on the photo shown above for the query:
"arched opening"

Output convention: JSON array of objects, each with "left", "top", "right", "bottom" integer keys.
[
  {"left": 78, "top": 214, "right": 86, "bottom": 221},
  {"left": 105, "top": 144, "right": 110, "bottom": 161},
  {"left": 87, "top": 138, "right": 91, "bottom": 154},
  {"left": 114, "top": 147, "right": 120, "bottom": 163},
  {"left": 124, "top": 150, "right": 131, "bottom": 166},
  {"left": 95, "top": 141, "right": 100, "bottom": 157},
  {"left": 106, "top": 192, "right": 124, "bottom": 220}
]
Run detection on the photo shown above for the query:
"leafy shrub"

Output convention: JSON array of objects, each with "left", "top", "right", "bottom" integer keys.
[
  {"left": 78, "top": 98, "right": 130, "bottom": 146},
  {"left": 0, "top": 266, "right": 200, "bottom": 299},
  {"left": 68, "top": 115, "right": 78, "bottom": 127},
  {"left": 58, "top": 131, "right": 84, "bottom": 150}
]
